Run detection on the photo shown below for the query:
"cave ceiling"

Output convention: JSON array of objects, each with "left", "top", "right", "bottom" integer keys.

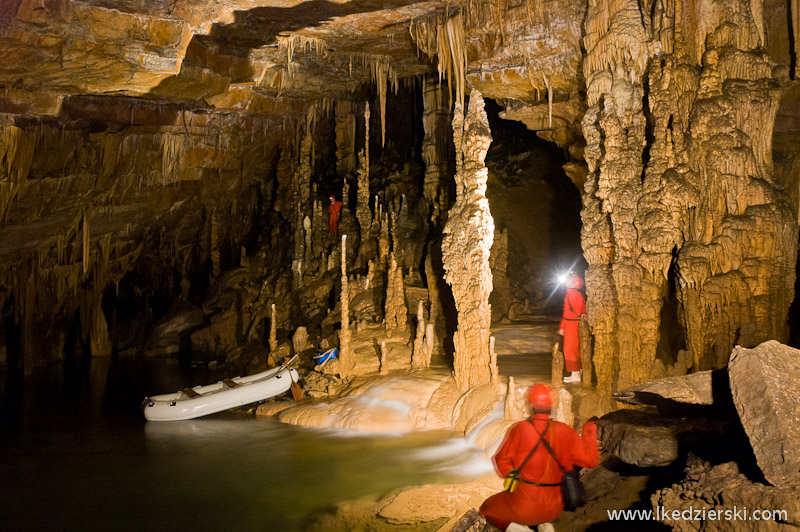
[{"left": 0, "top": 0, "right": 584, "bottom": 121}]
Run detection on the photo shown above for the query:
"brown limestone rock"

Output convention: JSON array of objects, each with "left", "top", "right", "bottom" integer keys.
[
  {"left": 653, "top": 456, "right": 800, "bottom": 531},
  {"left": 597, "top": 408, "right": 729, "bottom": 467},
  {"left": 729, "top": 341, "right": 800, "bottom": 487},
  {"left": 614, "top": 371, "right": 715, "bottom": 406}
]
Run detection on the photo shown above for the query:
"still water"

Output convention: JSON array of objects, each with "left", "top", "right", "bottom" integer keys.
[{"left": 0, "top": 358, "right": 492, "bottom": 532}]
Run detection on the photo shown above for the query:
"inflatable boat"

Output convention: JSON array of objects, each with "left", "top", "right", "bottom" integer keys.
[{"left": 143, "top": 365, "right": 300, "bottom": 421}]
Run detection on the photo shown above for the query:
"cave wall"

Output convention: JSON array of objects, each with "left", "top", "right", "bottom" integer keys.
[
  {"left": 581, "top": 0, "right": 799, "bottom": 400},
  {"left": 0, "top": 101, "right": 296, "bottom": 372}
]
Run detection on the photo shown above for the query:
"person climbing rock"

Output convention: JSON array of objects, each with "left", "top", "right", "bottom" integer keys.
[
  {"left": 328, "top": 195, "right": 343, "bottom": 233},
  {"left": 479, "top": 384, "right": 598, "bottom": 532},
  {"left": 559, "top": 272, "right": 586, "bottom": 383}
]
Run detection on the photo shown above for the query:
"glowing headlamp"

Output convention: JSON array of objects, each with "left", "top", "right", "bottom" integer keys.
[{"left": 557, "top": 272, "right": 570, "bottom": 285}]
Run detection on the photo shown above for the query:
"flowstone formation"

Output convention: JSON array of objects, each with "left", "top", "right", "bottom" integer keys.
[
  {"left": 581, "top": 0, "right": 799, "bottom": 400},
  {"left": 442, "top": 89, "right": 495, "bottom": 392}
]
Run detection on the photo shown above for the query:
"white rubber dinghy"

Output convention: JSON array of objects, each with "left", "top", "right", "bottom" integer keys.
[{"left": 143, "top": 366, "right": 300, "bottom": 421}]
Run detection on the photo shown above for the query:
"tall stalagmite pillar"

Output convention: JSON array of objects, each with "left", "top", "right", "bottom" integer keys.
[
  {"left": 442, "top": 89, "right": 495, "bottom": 391},
  {"left": 338, "top": 234, "right": 355, "bottom": 376},
  {"left": 581, "top": 0, "right": 656, "bottom": 398},
  {"left": 356, "top": 103, "right": 371, "bottom": 262}
]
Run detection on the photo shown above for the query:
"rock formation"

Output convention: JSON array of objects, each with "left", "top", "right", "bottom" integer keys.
[
  {"left": 729, "top": 341, "right": 800, "bottom": 487},
  {"left": 442, "top": 89, "right": 495, "bottom": 392},
  {"left": 581, "top": 0, "right": 798, "bottom": 402}
]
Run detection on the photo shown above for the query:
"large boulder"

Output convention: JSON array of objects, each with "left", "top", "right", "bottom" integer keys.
[
  {"left": 613, "top": 370, "right": 715, "bottom": 406},
  {"left": 728, "top": 341, "right": 800, "bottom": 487},
  {"left": 597, "top": 408, "right": 728, "bottom": 467}
]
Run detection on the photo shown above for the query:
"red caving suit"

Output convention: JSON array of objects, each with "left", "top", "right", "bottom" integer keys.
[
  {"left": 560, "top": 287, "right": 586, "bottom": 373},
  {"left": 328, "top": 200, "right": 343, "bottom": 233},
  {"left": 480, "top": 414, "right": 598, "bottom": 531}
]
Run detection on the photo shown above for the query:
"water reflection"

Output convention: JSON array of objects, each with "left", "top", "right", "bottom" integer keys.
[{"left": 0, "top": 358, "right": 491, "bottom": 531}]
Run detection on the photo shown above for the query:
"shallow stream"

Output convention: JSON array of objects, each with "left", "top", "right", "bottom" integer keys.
[{"left": 0, "top": 357, "right": 492, "bottom": 531}]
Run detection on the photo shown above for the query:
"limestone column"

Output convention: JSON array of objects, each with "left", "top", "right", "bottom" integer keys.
[
  {"left": 292, "top": 131, "right": 312, "bottom": 287},
  {"left": 356, "top": 103, "right": 371, "bottom": 262},
  {"left": 581, "top": 0, "right": 658, "bottom": 397},
  {"left": 442, "top": 89, "right": 495, "bottom": 391},
  {"left": 338, "top": 235, "right": 355, "bottom": 376},
  {"left": 421, "top": 78, "right": 449, "bottom": 206}
]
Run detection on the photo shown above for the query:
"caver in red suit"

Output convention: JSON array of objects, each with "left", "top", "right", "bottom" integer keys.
[
  {"left": 328, "top": 195, "right": 343, "bottom": 233},
  {"left": 559, "top": 275, "right": 586, "bottom": 373},
  {"left": 479, "top": 384, "right": 598, "bottom": 532}
]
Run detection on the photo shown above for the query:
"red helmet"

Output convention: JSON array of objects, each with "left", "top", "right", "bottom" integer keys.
[
  {"left": 567, "top": 275, "right": 584, "bottom": 290},
  {"left": 527, "top": 383, "right": 552, "bottom": 411},
  {"left": 329, "top": 195, "right": 336, "bottom": 201}
]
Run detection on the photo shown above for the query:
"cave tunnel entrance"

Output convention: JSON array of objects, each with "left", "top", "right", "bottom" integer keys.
[{"left": 483, "top": 99, "right": 585, "bottom": 316}]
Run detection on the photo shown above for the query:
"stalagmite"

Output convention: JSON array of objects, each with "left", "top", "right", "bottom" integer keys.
[
  {"left": 90, "top": 297, "right": 111, "bottom": 357},
  {"left": 292, "top": 326, "right": 309, "bottom": 354},
  {"left": 269, "top": 303, "right": 278, "bottom": 355},
  {"left": 551, "top": 342, "right": 563, "bottom": 390},
  {"left": 504, "top": 376, "right": 525, "bottom": 420},
  {"left": 378, "top": 212, "right": 389, "bottom": 267},
  {"left": 303, "top": 216, "right": 312, "bottom": 264},
  {"left": 338, "top": 234, "right": 355, "bottom": 377},
  {"left": 210, "top": 212, "right": 220, "bottom": 278},
  {"left": 579, "top": 317, "right": 593, "bottom": 386},
  {"left": 424, "top": 251, "right": 440, "bottom": 327},
  {"left": 423, "top": 323, "right": 434, "bottom": 367},
  {"left": 442, "top": 89, "right": 495, "bottom": 391},
  {"left": 553, "top": 388, "right": 574, "bottom": 427},
  {"left": 411, "top": 300, "right": 425, "bottom": 368},
  {"left": 384, "top": 252, "right": 407, "bottom": 332},
  {"left": 356, "top": 104, "right": 371, "bottom": 262},
  {"left": 489, "top": 336, "right": 498, "bottom": 387},
  {"left": 379, "top": 340, "right": 388, "bottom": 375}
]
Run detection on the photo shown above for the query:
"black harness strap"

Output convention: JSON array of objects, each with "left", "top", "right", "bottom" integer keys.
[{"left": 516, "top": 421, "right": 561, "bottom": 487}]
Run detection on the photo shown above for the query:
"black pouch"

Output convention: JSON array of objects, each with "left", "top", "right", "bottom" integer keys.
[{"left": 560, "top": 469, "right": 587, "bottom": 510}]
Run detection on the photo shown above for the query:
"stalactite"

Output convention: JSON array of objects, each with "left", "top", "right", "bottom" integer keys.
[
  {"left": 409, "top": 12, "right": 467, "bottom": 109},
  {"left": 377, "top": 63, "right": 387, "bottom": 148}
]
